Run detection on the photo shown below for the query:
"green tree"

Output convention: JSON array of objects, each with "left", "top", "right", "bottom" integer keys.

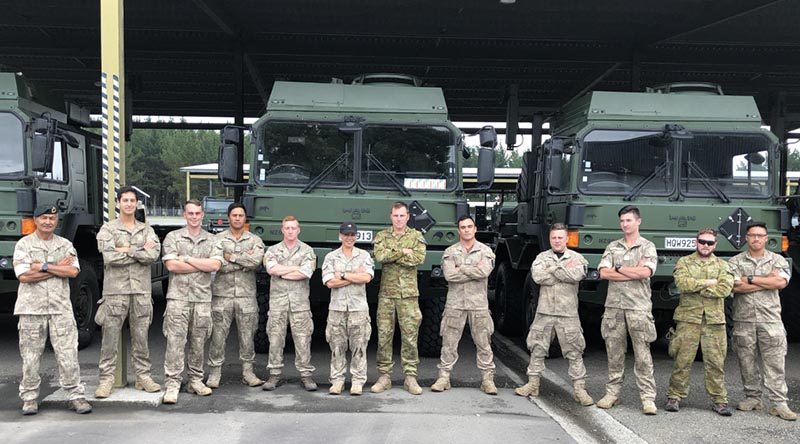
[{"left": 463, "top": 146, "right": 524, "bottom": 168}]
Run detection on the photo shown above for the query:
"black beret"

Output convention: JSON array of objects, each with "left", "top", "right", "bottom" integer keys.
[{"left": 33, "top": 205, "right": 58, "bottom": 217}]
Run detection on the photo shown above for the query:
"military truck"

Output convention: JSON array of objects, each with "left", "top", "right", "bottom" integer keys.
[
  {"left": 218, "top": 73, "right": 495, "bottom": 355},
  {"left": 0, "top": 72, "right": 170, "bottom": 348},
  {"left": 202, "top": 196, "right": 233, "bottom": 233},
  {"left": 492, "top": 82, "right": 790, "bottom": 339}
]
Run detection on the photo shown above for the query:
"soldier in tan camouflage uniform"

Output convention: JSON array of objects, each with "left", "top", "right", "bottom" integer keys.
[
  {"left": 95, "top": 187, "right": 162, "bottom": 399},
  {"left": 728, "top": 222, "right": 796, "bottom": 421},
  {"left": 515, "top": 223, "right": 593, "bottom": 406},
  {"left": 322, "top": 222, "right": 374, "bottom": 396},
  {"left": 431, "top": 215, "right": 497, "bottom": 395},
  {"left": 371, "top": 202, "right": 426, "bottom": 395},
  {"left": 13, "top": 204, "right": 92, "bottom": 415},
  {"left": 206, "top": 203, "right": 266, "bottom": 389},
  {"left": 666, "top": 228, "right": 734, "bottom": 416},
  {"left": 262, "top": 215, "right": 318, "bottom": 392},
  {"left": 596, "top": 205, "right": 659, "bottom": 415},
  {"left": 160, "top": 199, "right": 223, "bottom": 404}
]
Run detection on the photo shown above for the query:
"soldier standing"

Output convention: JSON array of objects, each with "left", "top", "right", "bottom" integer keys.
[
  {"left": 13, "top": 204, "right": 91, "bottom": 415},
  {"left": 515, "top": 223, "right": 594, "bottom": 406},
  {"left": 262, "top": 215, "right": 318, "bottom": 392},
  {"left": 666, "top": 228, "right": 734, "bottom": 416},
  {"left": 95, "top": 186, "right": 162, "bottom": 398},
  {"left": 206, "top": 203, "right": 266, "bottom": 389},
  {"left": 728, "top": 222, "right": 796, "bottom": 421},
  {"left": 160, "top": 199, "right": 223, "bottom": 404},
  {"left": 322, "top": 222, "right": 374, "bottom": 395},
  {"left": 596, "top": 205, "right": 659, "bottom": 415},
  {"left": 371, "top": 202, "right": 426, "bottom": 395},
  {"left": 431, "top": 215, "right": 497, "bottom": 395}
]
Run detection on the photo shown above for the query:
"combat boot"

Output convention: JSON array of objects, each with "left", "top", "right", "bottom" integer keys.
[
  {"left": 642, "top": 400, "right": 658, "bottom": 415},
  {"left": 21, "top": 400, "right": 38, "bottom": 416},
  {"left": 206, "top": 366, "right": 222, "bottom": 388},
  {"left": 515, "top": 376, "right": 540, "bottom": 397},
  {"left": 737, "top": 397, "right": 763, "bottom": 411},
  {"left": 370, "top": 373, "right": 392, "bottom": 393},
  {"left": 769, "top": 404, "right": 798, "bottom": 421},
  {"left": 261, "top": 374, "right": 283, "bottom": 391},
  {"left": 480, "top": 373, "right": 498, "bottom": 395},
  {"left": 404, "top": 376, "right": 423, "bottom": 395},
  {"left": 329, "top": 381, "right": 344, "bottom": 395},
  {"left": 301, "top": 376, "right": 318, "bottom": 392},
  {"left": 94, "top": 379, "right": 113, "bottom": 399},
  {"left": 596, "top": 393, "right": 619, "bottom": 409},
  {"left": 242, "top": 363, "right": 264, "bottom": 387},
  {"left": 573, "top": 380, "right": 594, "bottom": 406},
  {"left": 431, "top": 375, "right": 451, "bottom": 392},
  {"left": 187, "top": 380, "right": 213, "bottom": 396},
  {"left": 135, "top": 375, "right": 162, "bottom": 393},
  {"left": 350, "top": 383, "right": 363, "bottom": 396},
  {"left": 162, "top": 386, "right": 179, "bottom": 404},
  {"left": 69, "top": 398, "right": 93, "bottom": 414}
]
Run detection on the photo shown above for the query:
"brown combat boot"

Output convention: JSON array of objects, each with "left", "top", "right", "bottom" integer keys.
[
  {"left": 94, "top": 379, "right": 113, "bottom": 399},
  {"left": 21, "top": 400, "right": 38, "bottom": 416},
  {"left": 329, "top": 381, "right": 344, "bottom": 395},
  {"left": 737, "top": 397, "right": 763, "bottom": 411},
  {"left": 69, "top": 398, "right": 93, "bottom": 414},
  {"left": 187, "top": 380, "right": 212, "bottom": 396},
  {"left": 596, "top": 393, "right": 619, "bottom": 409},
  {"left": 135, "top": 375, "right": 162, "bottom": 393},
  {"left": 431, "top": 375, "right": 451, "bottom": 392},
  {"left": 206, "top": 366, "right": 221, "bottom": 388},
  {"left": 261, "top": 374, "right": 283, "bottom": 391},
  {"left": 370, "top": 374, "right": 392, "bottom": 393},
  {"left": 162, "top": 386, "right": 179, "bottom": 404},
  {"left": 242, "top": 363, "right": 264, "bottom": 387},
  {"left": 480, "top": 373, "right": 498, "bottom": 395},
  {"left": 404, "top": 376, "right": 423, "bottom": 395},
  {"left": 770, "top": 404, "right": 798, "bottom": 421},
  {"left": 301, "top": 376, "right": 318, "bottom": 392},
  {"left": 515, "top": 376, "right": 540, "bottom": 397},
  {"left": 573, "top": 380, "right": 594, "bottom": 406}
]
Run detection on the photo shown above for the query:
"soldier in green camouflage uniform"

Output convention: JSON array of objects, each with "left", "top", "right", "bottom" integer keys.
[
  {"left": 371, "top": 202, "right": 426, "bottom": 395},
  {"left": 161, "top": 200, "right": 224, "bottom": 404},
  {"left": 728, "top": 222, "right": 796, "bottom": 421},
  {"left": 13, "top": 205, "right": 91, "bottom": 415},
  {"left": 597, "top": 206, "right": 659, "bottom": 415},
  {"left": 95, "top": 187, "right": 162, "bottom": 399},
  {"left": 206, "top": 203, "right": 266, "bottom": 389},
  {"left": 666, "top": 228, "right": 734, "bottom": 416}
]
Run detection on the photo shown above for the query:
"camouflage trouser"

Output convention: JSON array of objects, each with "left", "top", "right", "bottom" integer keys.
[
  {"left": 163, "top": 299, "right": 211, "bottom": 389},
  {"left": 266, "top": 309, "right": 315, "bottom": 377},
  {"left": 601, "top": 307, "right": 657, "bottom": 402},
  {"left": 97, "top": 294, "right": 154, "bottom": 382},
  {"left": 732, "top": 321, "right": 788, "bottom": 404},
  {"left": 18, "top": 314, "right": 85, "bottom": 401},
  {"left": 326, "top": 310, "right": 371, "bottom": 384},
  {"left": 207, "top": 296, "right": 258, "bottom": 369},
  {"left": 376, "top": 296, "right": 422, "bottom": 377},
  {"left": 667, "top": 320, "right": 727, "bottom": 403},
  {"left": 437, "top": 308, "right": 495, "bottom": 375},
  {"left": 525, "top": 314, "right": 587, "bottom": 381}
]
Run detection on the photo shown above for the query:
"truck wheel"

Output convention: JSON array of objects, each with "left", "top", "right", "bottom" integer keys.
[
  {"left": 419, "top": 291, "right": 445, "bottom": 357},
  {"left": 70, "top": 260, "right": 100, "bottom": 350},
  {"left": 780, "top": 273, "right": 800, "bottom": 342},
  {"left": 254, "top": 290, "right": 269, "bottom": 354},
  {"left": 494, "top": 262, "right": 526, "bottom": 335},
  {"left": 522, "top": 275, "right": 562, "bottom": 358}
]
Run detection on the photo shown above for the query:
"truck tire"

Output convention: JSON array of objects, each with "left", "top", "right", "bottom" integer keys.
[
  {"left": 494, "top": 262, "right": 526, "bottom": 335},
  {"left": 70, "top": 260, "right": 100, "bottom": 350},
  {"left": 780, "top": 274, "right": 800, "bottom": 342},
  {"left": 254, "top": 290, "right": 269, "bottom": 354},
  {"left": 419, "top": 291, "right": 445, "bottom": 357},
  {"left": 522, "top": 274, "right": 562, "bottom": 358}
]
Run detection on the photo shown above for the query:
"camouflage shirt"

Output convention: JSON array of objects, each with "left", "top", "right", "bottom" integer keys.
[
  {"left": 531, "top": 248, "right": 587, "bottom": 317},
  {"left": 598, "top": 236, "right": 658, "bottom": 311},
  {"left": 728, "top": 249, "right": 790, "bottom": 323},
  {"left": 673, "top": 252, "right": 734, "bottom": 324},
  {"left": 13, "top": 233, "right": 80, "bottom": 315},
  {"left": 373, "top": 227, "right": 426, "bottom": 298},
  {"left": 211, "top": 229, "right": 265, "bottom": 298},
  {"left": 264, "top": 240, "right": 316, "bottom": 311},
  {"left": 442, "top": 241, "right": 495, "bottom": 310},
  {"left": 97, "top": 218, "right": 161, "bottom": 296},
  {"left": 162, "top": 227, "right": 223, "bottom": 302},
  {"left": 322, "top": 246, "right": 374, "bottom": 312}
]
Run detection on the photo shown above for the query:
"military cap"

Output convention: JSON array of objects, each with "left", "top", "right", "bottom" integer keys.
[
  {"left": 34, "top": 204, "right": 58, "bottom": 217},
  {"left": 339, "top": 222, "right": 358, "bottom": 235}
]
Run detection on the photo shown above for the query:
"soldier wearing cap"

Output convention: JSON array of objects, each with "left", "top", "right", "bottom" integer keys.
[
  {"left": 13, "top": 204, "right": 92, "bottom": 415},
  {"left": 94, "top": 186, "right": 162, "bottom": 399},
  {"left": 321, "top": 222, "right": 374, "bottom": 395}
]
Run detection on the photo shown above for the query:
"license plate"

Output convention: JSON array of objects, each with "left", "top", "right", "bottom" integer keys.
[
  {"left": 664, "top": 237, "right": 696, "bottom": 250},
  {"left": 356, "top": 230, "right": 373, "bottom": 243}
]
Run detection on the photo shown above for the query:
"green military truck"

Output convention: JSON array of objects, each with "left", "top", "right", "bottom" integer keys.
[
  {"left": 492, "top": 82, "right": 791, "bottom": 339},
  {"left": 202, "top": 196, "right": 233, "bottom": 233},
  {"left": 0, "top": 72, "right": 170, "bottom": 348},
  {"left": 219, "top": 73, "right": 495, "bottom": 355}
]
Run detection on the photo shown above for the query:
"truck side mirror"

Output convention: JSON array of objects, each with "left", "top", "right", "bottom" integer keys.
[
  {"left": 476, "top": 147, "right": 495, "bottom": 189},
  {"left": 30, "top": 117, "right": 55, "bottom": 173},
  {"left": 218, "top": 143, "right": 241, "bottom": 184},
  {"left": 548, "top": 153, "right": 562, "bottom": 192},
  {"left": 221, "top": 126, "right": 241, "bottom": 145}
]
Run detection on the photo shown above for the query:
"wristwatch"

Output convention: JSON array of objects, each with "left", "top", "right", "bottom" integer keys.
[
  {"left": 614, "top": 264, "right": 622, "bottom": 273},
  {"left": 41, "top": 262, "right": 49, "bottom": 272},
  {"left": 340, "top": 271, "right": 346, "bottom": 280},
  {"left": 747, "top": 275, "right": 754, "bottom": 285}
]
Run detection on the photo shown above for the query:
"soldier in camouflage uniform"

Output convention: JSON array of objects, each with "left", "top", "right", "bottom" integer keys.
[
  {"left": 515, "top": 223, "right": 594, "bottom": 406},
  {"left": 95, "top": 187, "right": 162, "bottom": 399},
  {"left": 596, "top": 205, "right": 659, "bottom": 415},
  {"left": 728, "top": 222, "right": 796, "bottom": 421},
  {"left": 322, "top": 222, "right": 374, "bottom": 395},
  {"left": 262, "top": 215, "right": 318, "bottom": 392},
  {"left": 666, "top": 228, "right": 734, "bottom": 416},
  {"left": 371, "top": 202, "right": 426, "bottom": 395},
  {"left": 160, "top": 199, "right": 223, "bottom": 404},
  {"left": 206, "top": 203, "right": 266, "bottom": 389},
  {"left": 13, "top": 204, "right": 91, "bottom": 415},
  {"left": 431, "top": 215, "right": 497, "bottom": 395}
]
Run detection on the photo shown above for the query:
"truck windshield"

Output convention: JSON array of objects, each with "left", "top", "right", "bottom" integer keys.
[
  {"left": 256, "top": 121, "right": 353, "bottom": 188},
  {"left": 360, "top": 125, "right": 456, "bottom": 191},
  {"left": 203, "top": 199, "right": 232, "bottom": 213},
  {"left": 0, "top": 113, "right": 24, "bottom": 177},
  {"left": 680, "top": 133, "right": 772, "bottom": 198}
]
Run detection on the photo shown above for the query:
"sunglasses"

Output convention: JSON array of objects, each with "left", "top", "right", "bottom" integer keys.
[{"left": 696, "top": 239, "right": 716, "bottom": 246}]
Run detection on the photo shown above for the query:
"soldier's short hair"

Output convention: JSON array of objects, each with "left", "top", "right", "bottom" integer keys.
[
  {"left": 697, "top": 228, "right": 717, "bottom": 237},
  {"left": 117, "top": 186, "right": 138, "bottom": 201},
  {"left": 457, "top": 214, "right": 475, "bottom": 227},
  {"left": 550, "top": 223, "right": 568, "bottom": 233},
  {"left": 746, "top": 222, "right": 768, "bottom": 233},
  {"left": 282, "top": 215, "right": 300, "bottom": 226},
  {"left": 227, "top": 202, "right": 246, "bottom": 216},
  {"left": 618, "top": 205, "right": 640, "bottom": 219},
  {"left": 391, "top": 201, "right": 409, "bottom": 212},
  {"left": 184, "top": 199, "right": 202, "bottom": 210}
]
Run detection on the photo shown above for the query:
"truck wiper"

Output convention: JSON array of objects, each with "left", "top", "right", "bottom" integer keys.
[
  {"left": 364, "top": 153, "right": 411, "bottom": 196},
  {"left": 684, "top": 160, "right": 730, "bottom": 203},
  {"left": 301, "top": 152, "right": 349, "bottom": 194},
  {"left": 624, "top": 160, "right": 671, "bottom": 201}
]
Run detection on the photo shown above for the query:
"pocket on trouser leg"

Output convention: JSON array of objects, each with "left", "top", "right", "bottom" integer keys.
[
  {"left": 193, "top": 304, "right": 212, "bottom": 340},
  {"left": 440, "top": 313, "right": 462, "bottom": 337},
  {"left": 600, "top": 316, "right": 619, "bottom": 341},
  {"left": 732, "top": 327, "right": 756, "bottom": 350},
  {"left": 763, "top": 324, "right": 787, "bottom": 355},
  {"left": 667, "top": 327, "right": 680, "bottom": 359},
  {"left": 629, "top": 316, "right": 657, "bottom": 343},
  {"left": 133, "top": 298, "right": 154, "bottom": 324},
  {"left": 562, "top": 327, "right": 586, "bottom": 355},
  {"left": 94, "top": 302, "right": 108, "bottom": 327}
]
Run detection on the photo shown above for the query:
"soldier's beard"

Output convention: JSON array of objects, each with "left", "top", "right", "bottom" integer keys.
[{"left": 697, "top": 249, "right": 713, "bottom": 258}]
